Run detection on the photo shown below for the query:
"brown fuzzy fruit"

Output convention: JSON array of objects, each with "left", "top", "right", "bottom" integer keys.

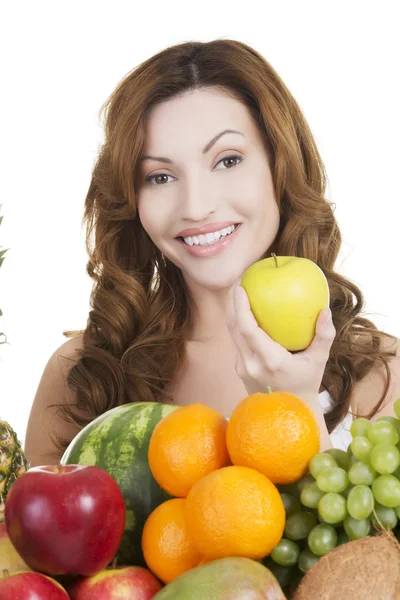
[{"left": 293, "top": 533, "right": 400, "bottom": 600}]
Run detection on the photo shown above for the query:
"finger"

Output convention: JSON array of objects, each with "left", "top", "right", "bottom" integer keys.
[
  {"left": 227, "top": 277, "right": 244, "bottom": 323},
  {"left": 234, "top": 286, "right": 287, "bottom": 369},
  {"left": 227, "top": 305, "right": 254, "bottom": 363},
  {"left": 303, "top": 307, "right": 336, "bottom": 363},
  {"left": 227, "top": 284, "right": 254, "bottom": 363}
]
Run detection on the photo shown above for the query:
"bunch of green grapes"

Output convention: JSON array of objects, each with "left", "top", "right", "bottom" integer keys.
[{"left": 263, "top": 398, "right": 400, "bottom": 594}]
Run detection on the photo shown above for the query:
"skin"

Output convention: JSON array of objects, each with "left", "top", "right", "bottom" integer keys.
[
  {"left": 136, "top": 87, "right": 335, "bottom": 450},
  {"left": 137, "top": 87, "right": 280, "bottom": 331}
]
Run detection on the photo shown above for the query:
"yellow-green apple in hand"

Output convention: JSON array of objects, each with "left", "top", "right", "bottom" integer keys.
[
  {"left": 226, "top": 258, "right": 336, "bottom": 450},
  {"left": 240, "top": 255, "right": 330, "bottom": 351}
]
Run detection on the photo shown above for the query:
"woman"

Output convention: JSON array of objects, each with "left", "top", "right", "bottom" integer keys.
[{"left": 25, "top": 38, "right": 399, "bottom": 467}]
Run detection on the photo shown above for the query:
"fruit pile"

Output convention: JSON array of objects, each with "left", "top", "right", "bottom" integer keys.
[
  {"left": 264, "top": 399, "right": 400, "bottom": 596},
  {"left": 0, "top": 391, "right": 319, "bottom": 599},
  {"left": 141, "top": 389, "right": 320, "bottom": 590},
  {"left": 1, "top": 462, "right": 163, "bottom": 598},
  {"left": 4, "top": 389, "right": 400, "bottom": 599}
]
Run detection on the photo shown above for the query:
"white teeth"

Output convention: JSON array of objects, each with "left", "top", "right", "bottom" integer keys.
[{"left": 183, "top": 224, "right": 236, "bottom": 247}]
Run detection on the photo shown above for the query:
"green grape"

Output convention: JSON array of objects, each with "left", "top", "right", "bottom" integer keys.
[
  {"left": 378, "top": 416, "right": 400, "bottom": 436},
  {"left": 318, "top": 492, "right": 348, "bottom": 524},
  {"left": 296, "top": 474, "right": 316, "bottom": 494},
  {"left": 337, "top": 531, "right": 350, "bottom": 546},
  {"left": 270, "top": 538, "right": 300, "bottom": 567},
  {"left": 343, "top": 516, "right": 371, "bottom": 540},
  {"left": 394, "top": 397, "right": 400, "bottom": 420},
  {"left": 351, "top": 417, "right": 371, "bottom": 438},
  {"left": 278, "top": 483, "right": 301, "bottom": 499},
  {"left": 262, "top": 559, "right": 294, "bottom": 589},
  {"left": 280, "top": 493, "right": 301, "bottom": 517},
  {"left": 392, "top": 466, "right": 400, "bottom": 479},
  {"left": 317, "top": 514, "right": 343, "bottom": 529},
  {"left": 351, "top": 436, "right": 373, "bottom": 462},
  {"left": 367, "top": 421, "right": 399, "bottom": 446},
  {"left": 371, "top": 503, "right": 398, "bottom": 530},
  {"left": 348, "top": 461, "right": 376, "bottom": 486},
  {"left": 395, "top": 504, "right": 400, "bottom": 519},
  {"left": 347, "top": 485, "right": 374, "bottom": 519},
  {"left": 324, "top": 448, "right": 351, "bottom": 471},
  {"left": 342, "top": 484, "right": 355, "bottom": 498},
  {"left": 369, "top": 443, "right": 400, "bottom": 474},
  {"left": 349, "top": 454, "right": 359, "bottom": 466},
  {"left": 372, "top": 474, "right": 400, "bottom": 507},
  {"left": 300, "top": 483, "right": 325, "bottom": 509},
  {"left": 309, "top": 453, "right": 337, "bottom": 478},
  {"left": 316, "top": 467, "right": 349, "bottom": 493},
  {"left": 298, "top": 549, "right": 320, "bottom": 573},
  {"left": 284, "top": 511, "right": 318, "bottom": 541},
  {"left": 347, "top": 444, "right": 353, "bottom": 456},
  {"left": 307, "top": 524, "right": 337, "bottom": 556}
]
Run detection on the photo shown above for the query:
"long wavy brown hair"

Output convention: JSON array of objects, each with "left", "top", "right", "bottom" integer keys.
[{"left": 52, "top": 38, "right": 397, "bottom": 452}]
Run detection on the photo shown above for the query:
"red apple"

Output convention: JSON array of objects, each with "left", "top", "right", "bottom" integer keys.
[
  {"left": 0, "top": 570, "right": 69, "bottom": 599},
  {"left": 5, "top": 465, "right": 125, "bottom": 576},
  {"left": 0, "top": 521, "right": 31, "bottom": 574},
  {"left": 68, "top": 566, "right": 163, "bottom": 599}
]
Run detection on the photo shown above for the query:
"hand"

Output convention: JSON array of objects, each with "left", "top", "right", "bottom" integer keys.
[{"left": 226, "top": 283, "right": 336, "bottom": 403}]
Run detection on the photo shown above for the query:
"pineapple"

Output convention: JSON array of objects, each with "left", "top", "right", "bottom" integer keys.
[{"left": 0, "top": 418, "right": 29, "bottom": 521}]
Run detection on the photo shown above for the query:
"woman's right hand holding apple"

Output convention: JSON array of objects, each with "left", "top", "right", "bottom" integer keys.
[{"left": 227, "top": 284, "right": 336, "bottom": 450}]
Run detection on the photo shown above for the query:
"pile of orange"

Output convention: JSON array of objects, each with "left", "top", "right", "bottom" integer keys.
[{"left": 142, "top": 392, "right": 320, "bottom": 584}]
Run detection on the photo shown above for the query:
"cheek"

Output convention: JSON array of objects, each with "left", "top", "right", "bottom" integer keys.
[{"left": 137, "top": 198, "right": 164, "bottom": 238}]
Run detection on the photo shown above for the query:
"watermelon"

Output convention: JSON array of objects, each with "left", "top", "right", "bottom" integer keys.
[{"left": 60, "top": 401, "right": 177, "bottom": 566}]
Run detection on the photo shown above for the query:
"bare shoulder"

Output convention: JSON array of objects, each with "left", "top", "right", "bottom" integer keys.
[
  {"left": 52, "top": 333, "right": 85, "bottom": 381},
  {"left": 350, "top": 334, "right": 400, "bottom": 419},
  {"left": 24, "top": 333, "right": 88, "bottom": 467}
]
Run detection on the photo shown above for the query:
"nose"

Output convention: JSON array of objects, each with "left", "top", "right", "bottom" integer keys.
[{"left": 180, "top": 177, "right": 217, "bottom": 222}]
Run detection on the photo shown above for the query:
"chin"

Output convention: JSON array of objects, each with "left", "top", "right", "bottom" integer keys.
[{"left": 185, "top": 269, "right": 246, "bottom": 292}]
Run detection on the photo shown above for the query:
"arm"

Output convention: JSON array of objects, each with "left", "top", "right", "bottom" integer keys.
[
  {"left": 351, "top": 336, "right": 400, "bottom": 421},
  {"left": 301, "top": 393, "right": 333, "bottom": 451},
  {"left": 24, "top": 336, "right": 86, "bottom": 467}
]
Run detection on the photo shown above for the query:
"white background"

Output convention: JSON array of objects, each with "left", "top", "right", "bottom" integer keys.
[{"left": 1, "top": 1, "right": 399, "bottom": 445}]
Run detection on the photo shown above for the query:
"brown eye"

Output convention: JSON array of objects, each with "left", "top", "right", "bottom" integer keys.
[
  {"left": 145, "top": 154, "right": 243, "bottom": 185},
  {"left": 145, "top": 173, "right": 174, "bottom": 185}
]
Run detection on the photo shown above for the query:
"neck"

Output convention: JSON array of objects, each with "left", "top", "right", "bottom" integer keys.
[{"left": 186, "top": 281, "right": 236, "bottom": 345}]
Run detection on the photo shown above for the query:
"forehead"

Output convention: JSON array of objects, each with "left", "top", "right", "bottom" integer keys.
[{"left": 142, "top": 88, "right": 258, "bottom": 151}]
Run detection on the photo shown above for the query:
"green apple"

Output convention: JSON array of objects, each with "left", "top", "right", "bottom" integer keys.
[{"left": 240, "top": 255, "right": 330, "bottom": 351}]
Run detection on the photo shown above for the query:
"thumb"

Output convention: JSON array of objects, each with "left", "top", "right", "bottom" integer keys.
[{"left": 304, "top": 307, "right": 336, "bottom": 360}]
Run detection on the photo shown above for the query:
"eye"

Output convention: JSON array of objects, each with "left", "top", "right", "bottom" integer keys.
[{"left": 144, "top": 154, "right": 243, "bottom": 185}]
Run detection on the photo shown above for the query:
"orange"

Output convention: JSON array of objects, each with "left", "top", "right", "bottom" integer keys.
[
  {"left": 226, "top": 391, "right": 320, "bottom": 484},
  {"left": 184, "top": 465, "right": 285, "bottom": 561},
  {"left": 148, "top": 403, "right": 230, "bottom": 497},
  {"left": 141, "top": 498, "right": 202, "bottom": 583}
]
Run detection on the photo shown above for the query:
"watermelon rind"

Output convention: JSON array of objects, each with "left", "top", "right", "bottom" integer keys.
[{"left": 60, "top": 401, "right": 177, "bottom": 565}]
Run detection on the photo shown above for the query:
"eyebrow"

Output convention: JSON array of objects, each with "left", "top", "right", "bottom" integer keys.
[{"left": 140, "top": 129, "right": 244, "bottom": 163}]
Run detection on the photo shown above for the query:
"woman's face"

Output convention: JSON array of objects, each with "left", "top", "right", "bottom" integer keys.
[{"left": 136, "top": 88, "right": 280, "bottom": 291}]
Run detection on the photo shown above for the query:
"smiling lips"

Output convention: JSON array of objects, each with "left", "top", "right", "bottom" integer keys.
[
  {"left": 176, "top": 223, "right": 241, "bottom": 257},
  {"left": 176, "top": 220, "right": 239, "bottom": 238}
]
